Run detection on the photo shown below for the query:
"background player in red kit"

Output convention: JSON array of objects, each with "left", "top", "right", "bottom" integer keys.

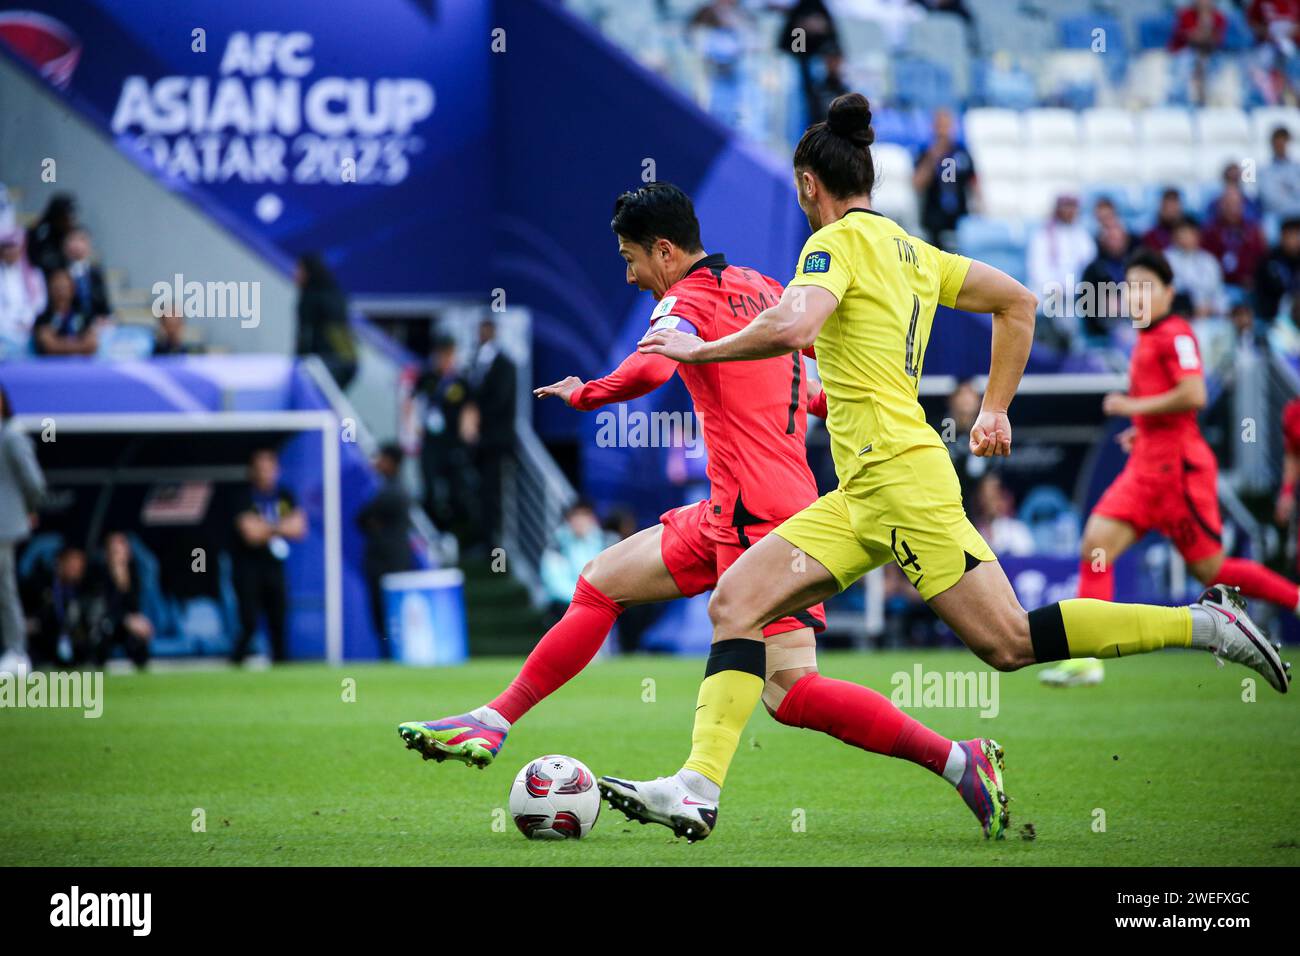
[
  {"left": 398, "top": 184, "right": 971, "bottom": 792},
  {"left": 1046, "top": 247, "right": 1300, "bottom": 686}
]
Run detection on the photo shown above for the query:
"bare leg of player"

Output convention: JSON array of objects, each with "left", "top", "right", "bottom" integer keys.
[
  {"left": 599, "top": 533, "right": 1012, "bottom": 841},
  {"left": 397, "top": 525, "right": 686, "bottom": 767}
]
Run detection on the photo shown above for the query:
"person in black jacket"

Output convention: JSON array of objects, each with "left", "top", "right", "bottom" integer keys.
[
  {"left": 414, "top": 336, "right": 473, "bottom": 537},
  {"left": 25, "top": 544, "right": 95, "bottom": 666},
  {"left": 90, "top": 531, "right": 152, "bottom": 669},
  {"left": 1255, "top": 217, "right": 1300, "bottom": 323},
  {"left": 61, "top": 228, "right": 113, "bottom": 325},
  {"left": 294, "top": 253, "right": 358, "bottom": 391},
  {"left": 467, "top": 321, "right": 516, "bottom": 551},
  {"left": 357, "top": 444, "right": 415, "bottom": 657},
  {"left": 26, "top": 193, "right": 78, "bottom": 276}
]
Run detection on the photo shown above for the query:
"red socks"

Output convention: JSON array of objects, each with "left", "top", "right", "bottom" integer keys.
[
  {"left": 1213, "top": 558, "right": 1300, "bottom": 611},
  {"left": 489, "top": 576, "right": 623, "bottom": 724},
  {"left": 774, "top": 674, "right": 953, "bottom": 777},
  {"left": 1077, "top": 558, "right": 1114, "bottom": 601}
]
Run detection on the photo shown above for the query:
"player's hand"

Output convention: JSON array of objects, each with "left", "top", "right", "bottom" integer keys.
[
  {"left": 969, "top": 409, "right": 1012, "bottom": 457},
  {"left": 1116, "top": 426, "right": 1137, "bottom": 454},
  {"left": 1102, "top": 392, "right": 1135, "bottom": 417},
  {"left": 637, "top": 328, "right": 707, "bottom": 363},
  {"left": 534, "top": 376, "right": 583, "bottom": 406}
]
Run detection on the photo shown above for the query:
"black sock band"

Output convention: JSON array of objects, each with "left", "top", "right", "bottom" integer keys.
[
  {"left": 704, "top": 638, "right": 766, "bottom": 678},
  {"left": 1028, "top": 603, "right": 1070, "bottom": 663}
]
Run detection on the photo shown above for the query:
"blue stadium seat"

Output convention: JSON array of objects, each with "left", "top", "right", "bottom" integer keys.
[
  {"left": 892, "top": 57, "right": 956, "bottom": 112},
  {"left": 1137, "top": 14, "right": 1173, "bottom": 51}
]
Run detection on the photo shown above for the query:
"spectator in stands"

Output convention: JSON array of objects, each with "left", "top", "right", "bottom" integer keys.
[
  {"left": 1169, "top": 0, "right": 1228, "bottom": 106},
  {"left": 1256, "top": 217, "right": 1300, "bottom": 321},
  {"left": 25, "top": 193, "right": 77, "bottom": 275},
  {"left": 689, "top": 0, "right": 753, "bottom": 129},
  {"left": 466, "top": 320, "right": 517, "bottom": 552},
  {"left": 1027, "top": 193, "right": 1095, "bottom": 349},
  {"left": 26, "top": 545, "right": 94, "bottom": 667},
  {"left": 294, "top": 252, "right": 358, "bottom": 391},
  {"left": 0, "top": 226, "right": 46, "bottom": 356},
  {"left": 415, "top": 335, "right": 473, "bottom": 538},
  {"left": 777, "top": 0, "right": 842, "bottom": 127},
  {"left": 971, "top": 472, "right": 1035, "bottom": 557},
  {"left": 912, "top": 107, "right": 978, "bottom": 250},
  {"left": 1207, "top": 163, "right": 1262, "bottom": 224},
  {"left": 90, "top": 531, "right": 152, "bottom": 670},
  {"left": 1166, "top": 217, "right": 1228, "bottom": 319},
  {"left": 1141, "top": 188, "right": 1187, "bottom": 251},
  {"left": 61, "top": 228, "right": 112, "bottom": 326},
  {"left": 1260, "top": 126, "right": 1300, "bottom": 221},
  {"left": 357, "top": 443, "right": 415, "bottom": 658},
  {"left": 943, "top": 378, "right": 987, "bottom": 508},
  {"left": 1246, "top": 0, "right": 1300, "bottom": 104},
  {"left": 32, "top": 269, "right": 101, "bottom": 356},
  {"left": 0, "top": 384, "right": 45, "bottom": 677},
  {"left": 230, "top": 448, "right": 307, "bottom": 665},
  {"left": 1203, "top": 185, "right": 1268, "bottom": 290},
  {"left": 1077, "top": 219, "right": 1133, "bottom": 342},
  {"left": 1091, "top": 197, "right": 1133, "bottom": 252},
  {"left": 1230, "top": 301, "right": 1267, "bottom": 348},
  {"left": 540, "top": 500, "right": 611, "bottom": 626},
  {"left": 153, "top": 307, "right": 201, "bottom": 355}
]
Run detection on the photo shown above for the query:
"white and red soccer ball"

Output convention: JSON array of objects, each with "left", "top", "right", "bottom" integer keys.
[{"left": 508, "top": 755, "right": 600, "bottom": 840}]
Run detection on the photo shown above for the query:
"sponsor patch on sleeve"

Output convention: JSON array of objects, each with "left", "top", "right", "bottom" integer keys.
[
  {"left": 802, "top": 251, "right": 832, "bottom": 274},
  {"left": 650, "top": 295, "right": 677, "bottom": 320}
]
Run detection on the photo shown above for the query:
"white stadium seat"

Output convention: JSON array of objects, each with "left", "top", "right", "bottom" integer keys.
[
  {"left": 1195, "top": 107, "right": 1251, "bottom": 148},
  {"left": 1025, "top": 145, "right": 1080, "bottom": 181},
  {"left": 1139, "top": 108, "right": 1194, "bottom": 146},
  {"left": 1195, "top": 145, "right": 1250, "bottom": 185},
  {"left": 1024, "top": 108, "right": 1081, "bottom": 147},
  {"left": 1082, "top": 108, "right": 1138, "bottom": 147},
  {"left": 969, "top": 145, "right": 1021, "bottom": 183},
  {"left": 964, "top": 108, "right": 1024, "bottom": 151},
  {"left": 1079, "top": 145, "right": 1139, "bottom": 185},
  {"left": 1140, "top": 146, "right": 1196, "bottom": 185},
  {"left": 980, "top": 180, "right": 1025, "bottom": 220}
]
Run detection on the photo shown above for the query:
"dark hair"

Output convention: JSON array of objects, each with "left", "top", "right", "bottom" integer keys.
[
  {"left": 377, "top": 442, "right": 404, "bottom": 464},
  {"left": 1174, "top": 215, "right": 1201, "bottom": 230},
  {"left": 793, "top": 92, "right": 876, "bottom": 200},
  {"left": 1125, "top": 246, "right": 1174, "bottom": 286},
  {"left": 610, "top": 183, "right": 703, "bottom": 253},
  {"left": 297, "top": 252, "right": 338, "bottom": 291},
  {"left": 0, "top": 384, "right": 11, "bottom": 423},
  {"left": 1160, "top": 187, "right": 1182, "bottom": 202},
  {"left": 1282, "top": 217, "right": 1300, "bottom": 233},
  {"left": 1273, "top": 126, "right": 1292, "bottom": 141}
]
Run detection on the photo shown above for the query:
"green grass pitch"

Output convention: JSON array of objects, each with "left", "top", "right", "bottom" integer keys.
[{"left": 2, "top": 650, "right": 1297, "bottom": 866}]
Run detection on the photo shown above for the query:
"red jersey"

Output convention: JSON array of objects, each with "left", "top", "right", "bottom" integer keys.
[
  {"left": 570, "top": 253, "right": 818, "bottom": 528},
  {"left": 1128, "top": 314, "right": 1207, "bottom": 463}
]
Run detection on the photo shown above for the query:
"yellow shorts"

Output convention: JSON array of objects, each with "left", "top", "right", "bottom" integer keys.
[{"left": 773, "top": 445, "right": 995, "bottom": 601}]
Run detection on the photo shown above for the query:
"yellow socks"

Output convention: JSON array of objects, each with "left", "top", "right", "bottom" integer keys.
[
  {"left": 1029, "top": 600, "right": 1193, "bottom": 661},
  {"left": 681, "top": 639, "right": 766, "bottom": 788}
]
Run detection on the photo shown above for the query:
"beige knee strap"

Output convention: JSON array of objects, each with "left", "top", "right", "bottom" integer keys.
[{"left": 762, "top": 629, "right": 818, "bottom": 711}]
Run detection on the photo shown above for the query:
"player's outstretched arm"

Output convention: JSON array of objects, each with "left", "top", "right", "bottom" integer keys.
[
  {"left": 533, "top": 349, "right": 678, "bottom": 411},
  {"left": 637, "top": 285, "right": 838, "bottom": 364},
  {"left": 952, "top": 259, "right": 1037, "bottom": 458}
]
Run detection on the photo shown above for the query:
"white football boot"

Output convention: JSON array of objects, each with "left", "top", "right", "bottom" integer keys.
[
  {"left": 1196, "top": 585, "right": 1291, "bottom": 694},
  {"left": 598, "top": 774, "right": 718, "bottom": 843}
]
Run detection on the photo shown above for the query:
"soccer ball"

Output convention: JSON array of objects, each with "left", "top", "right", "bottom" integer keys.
[{"left": 508, "top": 755, "right": 600, "bottom": 840}]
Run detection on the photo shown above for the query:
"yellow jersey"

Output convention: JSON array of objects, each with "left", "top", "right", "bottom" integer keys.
[{"left": 787, "top": 207, "right": 971, "bottom": 486}]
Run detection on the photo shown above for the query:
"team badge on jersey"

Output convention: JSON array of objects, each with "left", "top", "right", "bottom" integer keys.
[
  {"left": 651, "top": 295, "right": 678, "bottom": 319},
  {"left": 803, "top": 251, "right": 832, "bottom": 274}
]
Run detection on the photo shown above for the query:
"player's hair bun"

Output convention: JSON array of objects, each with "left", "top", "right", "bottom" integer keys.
[{"left": 826, "top": 93, "right": 874, "bottom": 148}]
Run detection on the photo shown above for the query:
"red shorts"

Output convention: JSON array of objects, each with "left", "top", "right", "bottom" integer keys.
[
  {"left": 659, "top": 499, "right": 826, "bottom": 637},
  {"left": 1092, "top": 446, "right": 1222, "bottom": 563}
]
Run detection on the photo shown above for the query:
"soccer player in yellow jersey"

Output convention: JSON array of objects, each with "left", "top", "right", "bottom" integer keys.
[{"left": 598, "top": 93, "right": 1290, "bottom": 844}]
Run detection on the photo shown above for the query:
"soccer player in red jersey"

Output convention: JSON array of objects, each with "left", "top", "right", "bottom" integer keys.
[
  {"left": 398, "top": 185, "right": 998, "bottom": 831},
  {"left": 1275, "top": 398, "right": 1300, "bottom": 573},
  {"left": 1052, "top": 248, "right": 1300, "bottom": 686}
]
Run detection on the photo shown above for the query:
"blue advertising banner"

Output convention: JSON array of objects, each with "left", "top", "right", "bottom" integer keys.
[{"left": 0, "top": 0, "right": 492, "bottom": 293}]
